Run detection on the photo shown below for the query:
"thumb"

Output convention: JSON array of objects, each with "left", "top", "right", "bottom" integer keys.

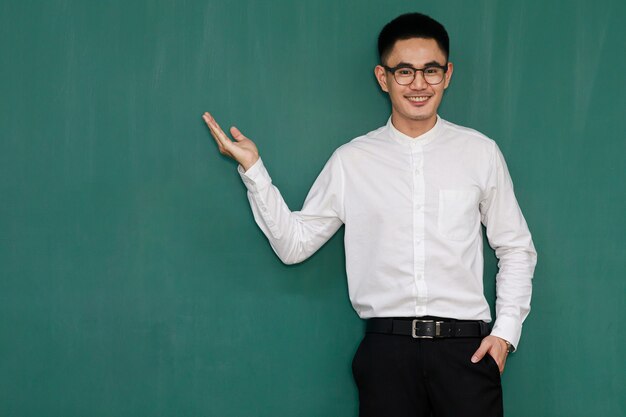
[
  {"left": 471, "top": 340, "right": 490, "bottom": 363},
  {"left": 230, "top": 126, "right": 247, "bottom": 141}
]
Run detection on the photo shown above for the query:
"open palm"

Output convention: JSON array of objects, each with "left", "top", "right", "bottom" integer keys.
[{"left": 203, "top": 112, "right": 259, "bottom": 171}]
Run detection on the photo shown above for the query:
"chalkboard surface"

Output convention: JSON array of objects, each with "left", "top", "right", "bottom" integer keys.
[{"left": 1, "top": 1, "right": 624, "bottom": 416}]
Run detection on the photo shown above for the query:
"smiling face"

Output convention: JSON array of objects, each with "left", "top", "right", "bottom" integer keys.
[{"left": 375, "top": 37, "right": 453, "bottom": 137}]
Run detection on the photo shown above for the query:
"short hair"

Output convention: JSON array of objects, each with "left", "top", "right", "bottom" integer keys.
[{"left": 378, "top": 13, "right": 450, "bottom": 64}]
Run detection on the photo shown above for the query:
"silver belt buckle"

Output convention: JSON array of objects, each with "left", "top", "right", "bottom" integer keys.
[{"left": 411, "top": 319, "right": 442, "bottom": 339}]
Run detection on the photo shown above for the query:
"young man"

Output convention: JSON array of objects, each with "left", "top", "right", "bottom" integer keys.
[{"left": 204, "top": 12, "right": 536, "bottom": 417}]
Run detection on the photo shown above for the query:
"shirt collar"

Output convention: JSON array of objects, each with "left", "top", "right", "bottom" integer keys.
[{"left": 386, "top": 115, "right": 443, "bottom": 147}]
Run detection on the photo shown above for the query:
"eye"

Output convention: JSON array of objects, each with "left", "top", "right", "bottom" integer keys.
[
  {"left": 424, "top": 67, "right": 441, "bottom": 75},
  {"left": 396, "top": 68, "right": 414, "bottom": 76}
]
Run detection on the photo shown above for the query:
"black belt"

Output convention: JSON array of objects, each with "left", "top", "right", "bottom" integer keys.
[{"left": 366, "top": 317, "right": 489, "bottom": 339}]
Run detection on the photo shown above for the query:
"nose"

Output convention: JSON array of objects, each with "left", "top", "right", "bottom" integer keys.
[{"left": 409, "top": 70, "right": 428, "bottom": 89}]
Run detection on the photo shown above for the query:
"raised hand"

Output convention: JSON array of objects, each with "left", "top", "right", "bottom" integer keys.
[{"left": 203, "top": 112, "right": 259, "bottom": 171}]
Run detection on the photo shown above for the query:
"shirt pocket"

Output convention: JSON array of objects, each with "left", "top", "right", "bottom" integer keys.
[{"left": 438, "top": 188, "right": 480, "bottom": 241}]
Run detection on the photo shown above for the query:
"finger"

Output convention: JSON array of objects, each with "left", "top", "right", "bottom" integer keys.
[
  {"left": 203, "top": 113, "right": 232, "bottom": 150},
  {"left": 202, "top": 112, "right": 226, "bottom": 139},
  {"left": 203, "top": 112, "right": 227, "bottom": 139},
  {"left": 230, "top": 126, "right": 247, "bottom": 142},
  {"left": 204, "top": 120, "right": 227, "bottom": 152},
  {"left": 471, "top": 340, "right": 491, "bottom": 363}
]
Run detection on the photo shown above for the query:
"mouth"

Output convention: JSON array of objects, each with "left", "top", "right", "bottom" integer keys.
[{"left": 405, "top": 95, "right": 432, "bottom": 105}]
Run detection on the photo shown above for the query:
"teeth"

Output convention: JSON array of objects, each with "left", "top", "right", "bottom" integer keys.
[{"left": 407, "top": 96, "right": 429, "bottom": 102}]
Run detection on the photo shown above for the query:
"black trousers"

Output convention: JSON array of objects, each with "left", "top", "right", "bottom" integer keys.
[{"left": 351, "top": 332, "right": 503, "bottom": 417}]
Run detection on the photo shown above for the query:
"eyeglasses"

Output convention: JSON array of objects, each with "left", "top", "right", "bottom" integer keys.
[{"left": 383, "top": 64, "right": 448, "bottom": 86}]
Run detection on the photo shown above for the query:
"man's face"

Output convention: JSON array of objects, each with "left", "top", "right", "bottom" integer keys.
[{"left": 375, "top": 37, "right": 453, "bottom": 135}]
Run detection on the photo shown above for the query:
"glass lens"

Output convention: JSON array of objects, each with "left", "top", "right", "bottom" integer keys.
[
  {"left": 394, "top": 68, "right": 415, "bottom": 85},
  {"left": 423, "top": 66, "right": 444, "bottom": 85}
]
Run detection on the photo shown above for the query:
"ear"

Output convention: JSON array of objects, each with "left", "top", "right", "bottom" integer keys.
[
  {"left": 443, "top": 62, "right": 454, "bottom": 90},
  {"left": 374, "top": 65, "right": 389, "bottom": 93}
]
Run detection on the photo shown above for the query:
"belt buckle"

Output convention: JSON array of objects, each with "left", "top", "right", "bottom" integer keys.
[{"left": 411, "top": 319, "right": 442, "bottom": 339}]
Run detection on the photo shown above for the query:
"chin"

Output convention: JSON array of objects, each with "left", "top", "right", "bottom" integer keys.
[
  {"left": 395, "top": 104, "right": 434, "bottom": 121},
  {"left": 409, "top": 113, "right": 435, "bottom": 121},
  {"left": 403, "top": 110, "right": 436, "bottom": 122}
]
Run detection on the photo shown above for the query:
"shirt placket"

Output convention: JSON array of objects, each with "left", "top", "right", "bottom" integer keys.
[{"left": 410, "top": 141, "right": 427, "bottom": 316}]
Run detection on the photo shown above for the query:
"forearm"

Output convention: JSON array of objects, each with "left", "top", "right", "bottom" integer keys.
[
  {"left": 490, "top": 242, "right": 537, "bottom": 349},
  {"left": 239, "top": 158, "right": 343, "bottom": 264}
]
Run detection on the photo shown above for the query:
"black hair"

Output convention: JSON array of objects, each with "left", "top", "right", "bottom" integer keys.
[{"left": 378, "top": 13, "right": 450, "bottom": 64}]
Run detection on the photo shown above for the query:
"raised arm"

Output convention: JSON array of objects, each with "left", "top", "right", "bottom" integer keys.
[{"left": 203, "top": 112, "right": 345, "bottom": 264}]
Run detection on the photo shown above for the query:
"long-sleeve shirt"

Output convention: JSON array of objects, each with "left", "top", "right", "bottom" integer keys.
[{"left": 237, "top": 115, "right": 537, "bottom": 349}]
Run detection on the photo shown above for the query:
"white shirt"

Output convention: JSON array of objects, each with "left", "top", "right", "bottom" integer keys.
[{"left": 237, "top": 115, "right": 537, "bottom": 348}]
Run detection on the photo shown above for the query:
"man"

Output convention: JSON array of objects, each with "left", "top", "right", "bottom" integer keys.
[{"left": 203, "top": 12, "right": 536, "bottom": 417}]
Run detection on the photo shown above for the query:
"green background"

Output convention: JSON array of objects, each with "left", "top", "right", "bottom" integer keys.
[{"left": 1, "top": 1, "right": 624, "bottom": 416}]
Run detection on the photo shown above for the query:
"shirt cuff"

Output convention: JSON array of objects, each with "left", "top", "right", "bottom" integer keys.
[
  {"left": 237, "top": 157, "right": 271, "bottom": 191},
  {"left": 490, "top": 315, "right": 522, "bottom": 352}
]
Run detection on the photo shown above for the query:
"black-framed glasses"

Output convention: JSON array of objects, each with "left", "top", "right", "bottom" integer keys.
[{"left": 383, "top": 64, "right": 448, "bottom": 86}]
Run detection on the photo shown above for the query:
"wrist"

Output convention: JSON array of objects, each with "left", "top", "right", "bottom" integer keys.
[
  {"left": 493, "top": 335, "right": 513, "bottom": 354},
  {"left": 241, "top": 156, "right": 259, "bottom": 172},
  {"left": 501, "top": 338, "right": 513, "bottom": 353}
]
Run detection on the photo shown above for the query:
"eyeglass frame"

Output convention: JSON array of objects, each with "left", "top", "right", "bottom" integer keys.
[{"left": 382, "top": 63, "right": 449, "bottom": 86}]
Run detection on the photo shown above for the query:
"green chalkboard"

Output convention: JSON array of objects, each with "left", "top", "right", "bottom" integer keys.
[{"left": 1, "top": 1, "right": 624, "bottom": 416}]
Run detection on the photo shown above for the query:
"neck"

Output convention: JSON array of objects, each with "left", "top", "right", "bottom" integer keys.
[{"left": 391, "top": 114, "right": 437, "bottom": 138}]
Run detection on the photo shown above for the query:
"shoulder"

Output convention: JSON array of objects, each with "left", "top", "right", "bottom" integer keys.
[
  {"left": 439, "top": 118, "right": 497, "bottom": 150},
  {"left": 333, "top": 124, "right": 390, "bottom": 157}
]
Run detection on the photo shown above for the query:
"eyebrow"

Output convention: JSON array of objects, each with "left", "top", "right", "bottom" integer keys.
[{"left": 392, "top": 60, "right": 446, "bottom": 68}]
